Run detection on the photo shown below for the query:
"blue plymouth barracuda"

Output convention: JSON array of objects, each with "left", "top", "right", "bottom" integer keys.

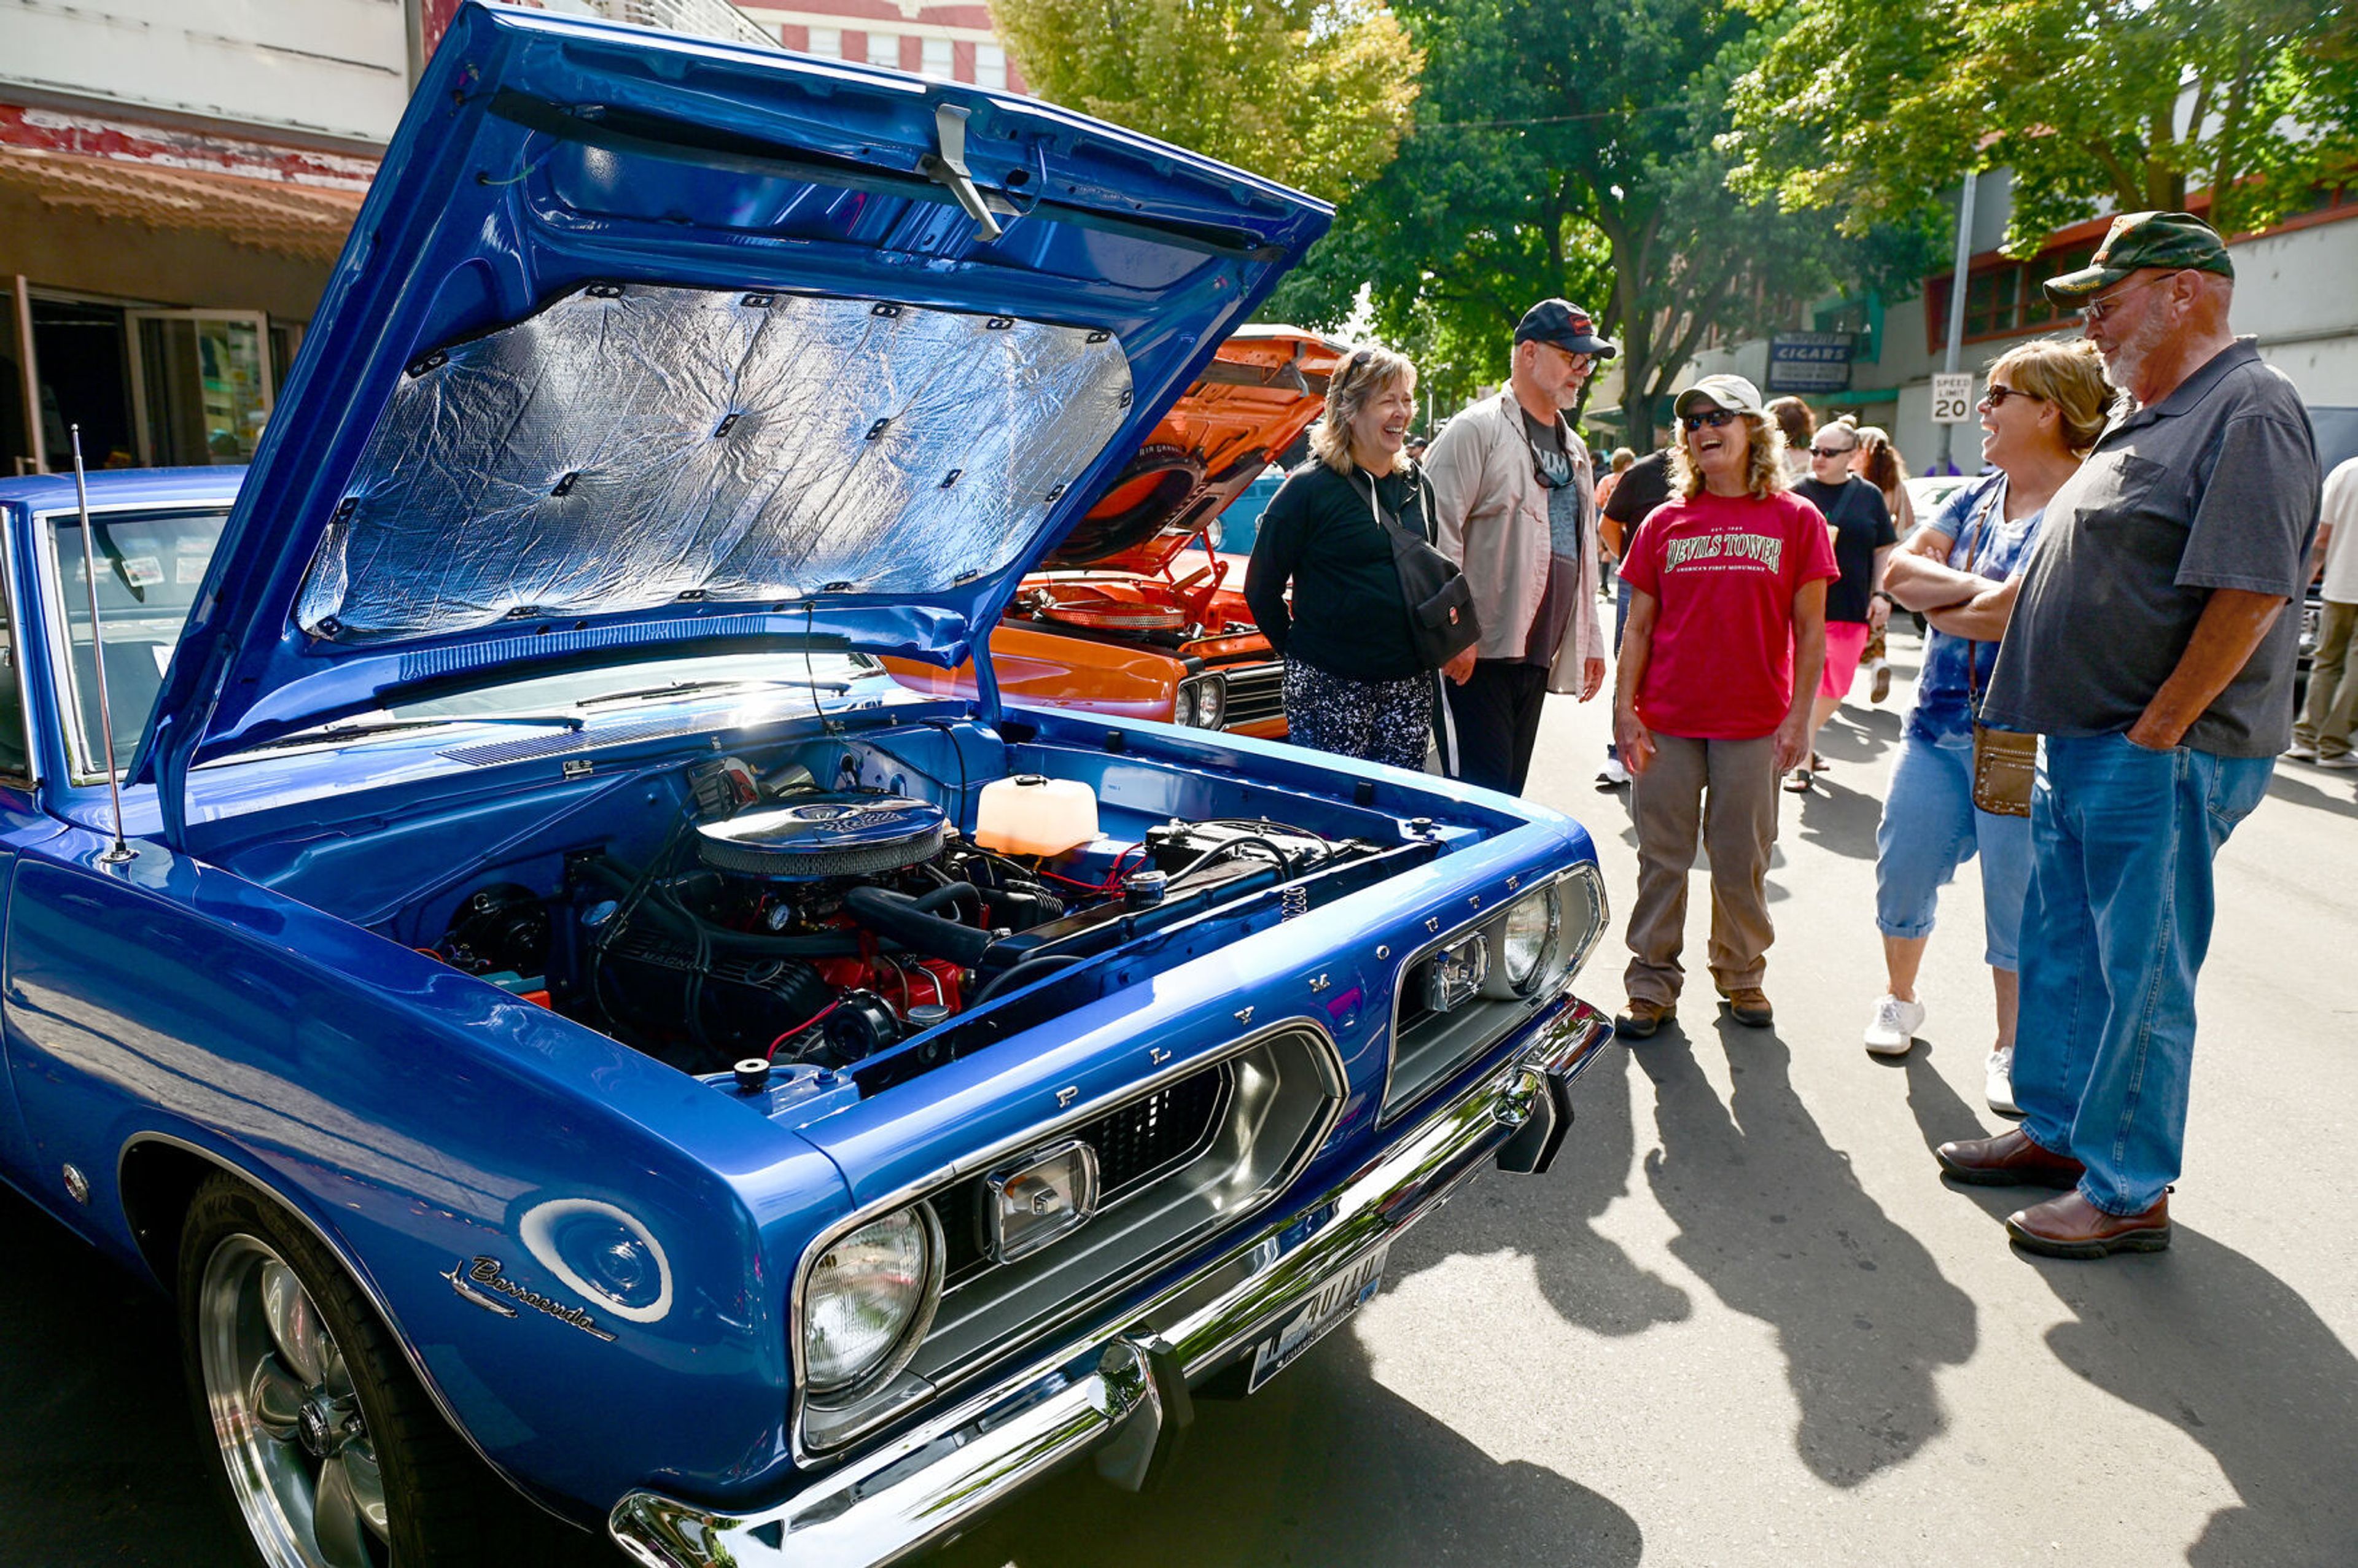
[{"left": 0, "top": 7, "right": 1614, "bottom": 1566}]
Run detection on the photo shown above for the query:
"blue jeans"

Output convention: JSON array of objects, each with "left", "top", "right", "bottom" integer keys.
[
  {"left": 2014, "top": 732, "right": 2273, "bottom": 1214},
  {"left": 1873, "top": 728, "right": 2031, "bottom": 969}
]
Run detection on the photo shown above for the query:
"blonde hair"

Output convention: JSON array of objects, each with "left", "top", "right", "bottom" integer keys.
[
  {"left": 1312, "top": 344, "right": 1418, "bottom": 474},
  {"left": 1988, "top": 337, "right": 2115, "bottom": 455},
  {"left": 1670, "top": 411, "right": 1789, "bottom": 500}
]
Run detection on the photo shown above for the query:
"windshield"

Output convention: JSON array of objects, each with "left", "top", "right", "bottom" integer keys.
[{"left": 49, "top": 506, "right": 230, "bottom": 780}]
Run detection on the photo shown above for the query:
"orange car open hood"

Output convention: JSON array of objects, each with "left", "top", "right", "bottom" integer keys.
[{"left": 1045, "top": 325, "right": 1343, "bottom": 575}]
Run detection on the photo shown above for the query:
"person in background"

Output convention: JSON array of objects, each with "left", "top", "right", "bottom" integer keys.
[
  {"left": 1866, "top": 339, "right": 2112, "bottom": 1115},
  {"left": 1595, "top": 446, "right": 1638, "bottom": 514},
  {"left": 1782, "top": 419, "right": 1897, "bottom": 791},
  {"left": 2289, "top": 452, "right": 2358, "bottom": 768},
  {"left": 1244, "top": 346, "right": 1434, "bottom": 769},
  {"left": 1404, "top": 432, "right": 1431, "bottom": 465},
  {"left": 1768, "top": 396, "right": 1817, "bottom": 484},
  {"left": 1596, "top": 443, "right": 1676, "bottom": 787},
  {"left": 1849, "top": 423, "right": 1913, "bottom": 703},
  {"left": 1424, "top": 299, "right": 1614, "bottom": 794},
  {"left": 1612, "top": 375, "right": 1835, "bottom": 1038},
  {"left": 1933, "top": 212, "right": 2319, "bottom": 1259}
]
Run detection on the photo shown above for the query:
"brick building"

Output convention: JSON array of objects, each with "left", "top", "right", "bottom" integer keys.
[{"left": 745, "top": 2, "right": 1025, "bottom": 92}]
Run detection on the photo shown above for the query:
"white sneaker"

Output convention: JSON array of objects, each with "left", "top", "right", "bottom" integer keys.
[
  {"left": 1864, "top": 993, "right": 1924, "bottom": 1055},
  {"left": 2285, "top": 740, "right": 2319, "bottom": 761},
  {"left": 1597, "top": 756, "right": 1630, "bottom": 786},
  {"left": 2320, "top": 752, "right": 2358, "bottom": 771},
  {"left": 1985, "top": 1046, "right": 2020, "bottom": 1115}
]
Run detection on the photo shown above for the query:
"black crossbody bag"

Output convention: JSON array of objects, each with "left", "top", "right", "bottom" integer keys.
[{"left": 1363, "top": 468, "right": 1482, "bottom": 670}]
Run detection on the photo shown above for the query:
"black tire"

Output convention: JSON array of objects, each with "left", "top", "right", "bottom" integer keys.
[{"left": 175, "top": 1173, "right": 601, "bottom": 1566}]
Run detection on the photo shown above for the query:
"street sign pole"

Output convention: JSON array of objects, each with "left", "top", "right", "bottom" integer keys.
[{"left": 1937, "top": 171, "right": 1977, "bottom": 474}]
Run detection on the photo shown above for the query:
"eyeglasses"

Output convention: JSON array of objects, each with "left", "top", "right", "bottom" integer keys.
[
  {"left": 1808, "top": 443, "right": 1857, "bottom": 458},
  {"left": 1978, "top": 386, "right": 2044, "bottom": 409},
  {"left": 2078, "top": 272, "right": 2170, "bottom": 326},
  {"left": 1681, "top": 409, "right": 1740, "bottom": 432}
]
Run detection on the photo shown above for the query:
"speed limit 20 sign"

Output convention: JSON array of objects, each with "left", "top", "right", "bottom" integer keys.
[{"left": 1929, "top": 373, "right": 1977, "bottom": 424}]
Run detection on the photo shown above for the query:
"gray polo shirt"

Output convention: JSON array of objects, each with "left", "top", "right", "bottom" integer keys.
[{"left": 1982, "top": 338, "right": 2319, "bottom": 757}]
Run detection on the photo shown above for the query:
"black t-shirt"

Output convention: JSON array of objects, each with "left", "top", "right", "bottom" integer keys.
[
  {"left": 1602, "top": 449, "right": 1675, "bottom": 559},
  {"left": 1243, "top": 460, "right": 1425, "bottom": 681},
  {"left": 1792, "top": 474, "right": 1897, "bottom": 624}
]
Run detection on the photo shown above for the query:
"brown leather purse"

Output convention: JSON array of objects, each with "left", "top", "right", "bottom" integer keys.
[{"left": 1960, "top": 486, "right": 2034, "bottom": 817}]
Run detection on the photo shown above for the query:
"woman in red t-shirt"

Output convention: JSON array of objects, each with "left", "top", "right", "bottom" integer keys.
[{"left": 1610, "top": 374, "right": 1837, "bottom": 1038}]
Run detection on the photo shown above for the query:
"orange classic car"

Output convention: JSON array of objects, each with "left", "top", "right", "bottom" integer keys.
[{"left": 885, "top": 325, "right": 1342, "bottom": 737}]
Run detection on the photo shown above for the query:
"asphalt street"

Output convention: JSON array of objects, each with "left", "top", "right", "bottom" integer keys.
[{"left": 6, "top": 627, "right": 2356, "bottom": 1568}]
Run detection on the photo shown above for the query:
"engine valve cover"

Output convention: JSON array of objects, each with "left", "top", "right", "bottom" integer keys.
[{"left": 696, "top": 793, "right": 948, "bottom": 879}]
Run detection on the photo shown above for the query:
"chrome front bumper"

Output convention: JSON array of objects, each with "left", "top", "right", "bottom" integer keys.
[{"left": 610, "top": 993, "right": 1614, "bottom": 1568}]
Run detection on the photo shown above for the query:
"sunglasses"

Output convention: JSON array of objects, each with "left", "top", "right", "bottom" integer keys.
[
  {"left": 1681, "top": 409, "right": 1740, "bottom": 432},
  {"left": 1808, "top": 443, "right": 1857, "bottom": 457},
  {"left": 1979, "top": 386, "right": 2043, "bottom": 409},
  {"left": 2077, "top": 271, "right": 2172, "bottom": 326}
]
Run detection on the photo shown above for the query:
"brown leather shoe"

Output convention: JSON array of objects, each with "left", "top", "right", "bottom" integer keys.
[
  {"left": 2006, "top": 1190, "right": 2171, "bottom": 1259},
  {"left": 1934, "top": 1128, "right": 2084, "bottom": 1189},
  {"left": 1615, "top": 998, "right": 1672, "bottom": 1039},
  {"left": 1722, "top": 987, "right": 1773, "bottom": 1027}
]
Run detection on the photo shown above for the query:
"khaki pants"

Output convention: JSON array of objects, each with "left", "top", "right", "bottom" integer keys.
[
  {"left": 2296, "top": 599, "right": 2358, "bottom": 759},
  {"left": 1624, "top": 732, "right": 1779, "bottom": 1006}
]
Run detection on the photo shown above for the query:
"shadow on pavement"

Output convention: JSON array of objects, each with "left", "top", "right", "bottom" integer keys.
[
  {"left": 1904, "top": 1057, "right": 2358, "bottom": 1566},
  {"left": 925, "top": 1324, "right": 1643, "bottom": 1568},
  {"left": 2267, "top": 768, "right": 2358, "bottom": 821},
  {"left": 1633, "top": 1016, "right": 1977, "bottom": 1486}
]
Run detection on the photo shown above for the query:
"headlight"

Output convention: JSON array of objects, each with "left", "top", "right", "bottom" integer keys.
[
  {"left": 1192, "top": 674, "right": 1227, "bottom": 728},
  {"left": 1500, "top": 886, "right": 1559, "bottom": 990},
  {"left": 802, "top": 1203, "right": 941, "bottom": 1400},
  {"left": 1173, "top": 683, "right": 1199, "bottom": 727}
]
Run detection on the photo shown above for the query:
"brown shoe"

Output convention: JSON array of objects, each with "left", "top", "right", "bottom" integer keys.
[
  {"left": 1722, "top": 987, "right": 1773, "bottom": 1027},
  {"left": 1935, "top": 1128, "right": 2084, "bottom": 1189},
  {"left": 1614, "top": 998, "right": 1672, "bottom": 1039},
  {"left": 2006, "top": 1190, "right": 2171, "bottom": 1259}
]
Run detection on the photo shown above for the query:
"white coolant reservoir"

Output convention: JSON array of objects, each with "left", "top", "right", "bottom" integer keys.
[{"left": 974, "top": 774, "right": 1099, "bottom": 857}]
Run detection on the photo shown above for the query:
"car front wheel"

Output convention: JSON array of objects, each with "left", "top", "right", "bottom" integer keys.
[{"left": 176, "top": 1173, "right": 580, "bottom": 1567}]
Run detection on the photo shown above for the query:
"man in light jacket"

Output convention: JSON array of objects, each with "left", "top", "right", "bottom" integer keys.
[{"left": 1423, "top": 298, "right": 1614, "bottom": 794}]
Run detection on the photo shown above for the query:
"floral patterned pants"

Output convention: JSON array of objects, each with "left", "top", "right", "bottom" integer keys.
[{"left": 1282, "top": 657, "right": 1432, "bottom": 772}]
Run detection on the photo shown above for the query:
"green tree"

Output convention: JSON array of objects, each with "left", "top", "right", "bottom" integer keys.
[
  {"left": 1272, "top": 0, "right": 1907, "bottom": 447},
  {"left": 991, "top": 0, "right": 1422, "bottom": 206},
  {"left": 1726, "top": 0, "right": 2358, "bottom": 250}
]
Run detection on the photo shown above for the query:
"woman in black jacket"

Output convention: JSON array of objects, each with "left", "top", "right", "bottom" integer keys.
[{"left": 1243, "top": 345, "right": 1432, "bottom": 769}]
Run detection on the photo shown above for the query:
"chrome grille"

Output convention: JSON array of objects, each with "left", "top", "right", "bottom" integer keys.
[
  {"left": 1221, "top": 661, "right": 1285, "bottom": 728},
  {"left": 936, "top": 1063, "right": 1232, "bottom": 1287}
]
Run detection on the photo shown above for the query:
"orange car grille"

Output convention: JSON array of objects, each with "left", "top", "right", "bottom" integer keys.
[{"left": 1222, "top": 661, "right": 1285, "bottom": 728}]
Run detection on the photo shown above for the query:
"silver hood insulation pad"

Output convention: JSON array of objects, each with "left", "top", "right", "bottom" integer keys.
[{"left": 296, "top": 284, "right": 1135, "bottom": 644}]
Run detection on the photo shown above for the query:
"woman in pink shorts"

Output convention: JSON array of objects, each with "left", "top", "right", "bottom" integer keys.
[{"left": 1783, "top": 422, "right": 1897, "bottom": 791}]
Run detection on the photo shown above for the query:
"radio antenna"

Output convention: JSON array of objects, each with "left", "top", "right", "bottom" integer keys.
[{"left": 69, "top": 427, "right": 135, "bottom": 866}]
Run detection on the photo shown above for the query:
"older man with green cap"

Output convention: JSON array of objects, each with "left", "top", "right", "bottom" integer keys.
[{"left": 1931, "top": 212, "right": 2322, "bottom": 1258}]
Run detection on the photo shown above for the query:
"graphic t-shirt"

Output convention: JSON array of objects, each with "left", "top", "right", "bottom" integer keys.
[
  {"left": 1618, "top": 489, "right": 1841, "bottom": 739},
  {"left": 1519, "top": 410, "right": 1584, "bottom": 665}
]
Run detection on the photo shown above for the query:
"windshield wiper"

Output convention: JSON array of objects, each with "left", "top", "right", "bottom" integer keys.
[
  {"left": 577, "top": 678, "right": 850, "bottom": 708},
  {"left": 246, "top": 713, "right": 586, "bottom": 752}
]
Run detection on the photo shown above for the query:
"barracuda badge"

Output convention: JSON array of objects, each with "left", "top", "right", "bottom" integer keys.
[{"left": 444, "top": 1256, "right": 617, "bottom": 1342}]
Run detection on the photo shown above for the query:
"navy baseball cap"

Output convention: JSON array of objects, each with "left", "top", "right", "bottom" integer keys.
[{"left": 1515, "top": 299, "right": 1616, "bottom": 358}]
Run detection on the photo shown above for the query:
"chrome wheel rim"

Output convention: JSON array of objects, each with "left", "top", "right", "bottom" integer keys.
[{"left": 198, "top": 1235, "right": 391, "bottom": 1568}]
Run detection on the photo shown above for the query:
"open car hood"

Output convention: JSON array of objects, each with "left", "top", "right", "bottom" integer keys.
[
  {"left": 134, "top": 2, "right": 1329, "bottom": 837},
  {"left": 1046, "top": 325, "right": 1342, "bottom": 574}
]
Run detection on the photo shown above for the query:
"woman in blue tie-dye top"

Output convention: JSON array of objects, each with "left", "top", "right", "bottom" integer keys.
[{"left": 1860, "top": 340, "right": 2115, "bottom": 1116}]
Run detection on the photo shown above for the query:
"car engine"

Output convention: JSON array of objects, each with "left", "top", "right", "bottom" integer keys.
[{"left": 430, "top": 757, "right": 1364, "bottom": 1076}]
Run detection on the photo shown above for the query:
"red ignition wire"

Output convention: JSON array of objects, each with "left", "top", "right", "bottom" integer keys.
[{"left": 766, "top": 1000, "right": 840, "bottom": 1062}]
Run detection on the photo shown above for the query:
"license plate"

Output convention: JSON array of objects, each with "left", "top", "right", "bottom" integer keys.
[{"left": 1245, "top": 1243, "right": 1389, "bottom": 1393}]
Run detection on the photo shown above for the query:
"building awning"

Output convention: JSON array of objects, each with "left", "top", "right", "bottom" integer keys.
[{"left": 0, "top": 143, "right": 366, "bottom": 263}]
